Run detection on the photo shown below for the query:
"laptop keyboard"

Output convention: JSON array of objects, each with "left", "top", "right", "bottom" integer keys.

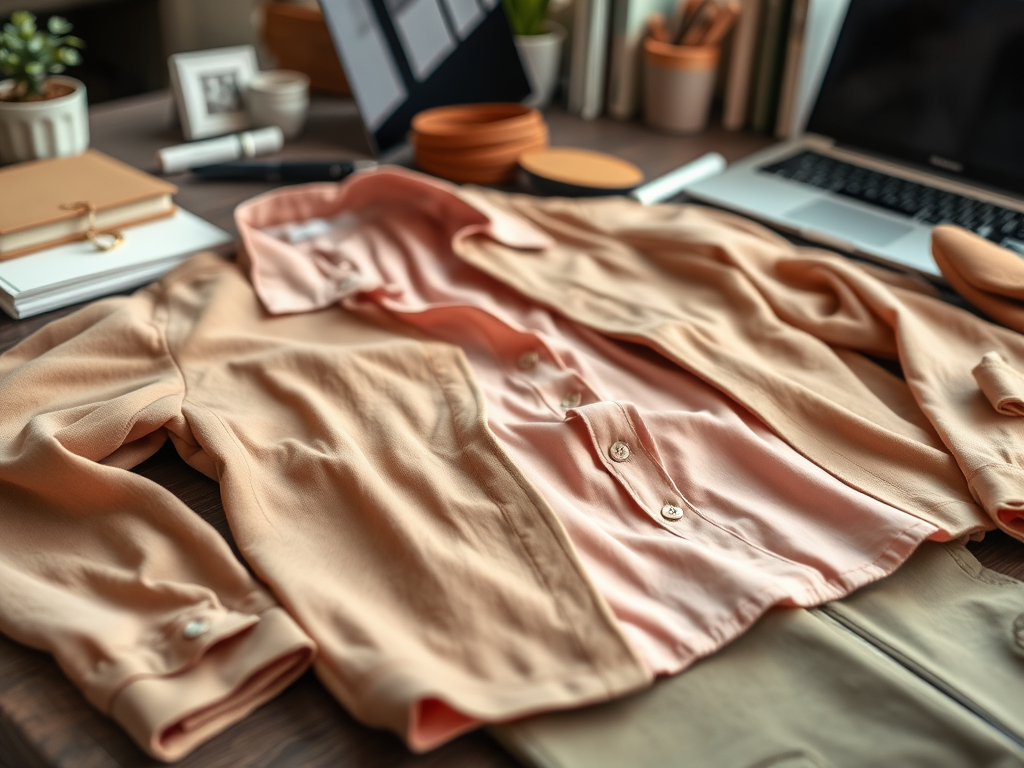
[{"left": 760, "top": 151, "right": 1024, "bottom": 246}]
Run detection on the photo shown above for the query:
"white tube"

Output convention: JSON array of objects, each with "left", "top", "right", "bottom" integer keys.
[
  {"left": 629, "top": 152, "right": 728, "bottom": 205},
  {"left": 155, "top": 127, "right": 285, "bottom": 174}
]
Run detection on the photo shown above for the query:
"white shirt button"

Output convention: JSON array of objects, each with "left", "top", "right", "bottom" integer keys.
[
  {"left": 609, "top": 441, "right": 630, "bottom": 462},
  {"left": 518, "top": 351, "right": 540, "bottom": 371},
  {"left": 561, "top": 392, "right": 582, "bottom": 408},
  {"left": 183, "top": 619, "right": 211, "bottom": 640},
  {"left": 661, "top": 503, "right": 684, "bottom": 521}
]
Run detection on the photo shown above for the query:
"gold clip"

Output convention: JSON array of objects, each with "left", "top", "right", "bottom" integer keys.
[{"left": 59, "top": 201, "right": 126, "bottom": 252}]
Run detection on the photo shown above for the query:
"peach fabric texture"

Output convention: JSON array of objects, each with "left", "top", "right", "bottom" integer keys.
[
  {"left": 2, "top": 166, "right": 1023, "bottom": 761},
  {"left": 237, "top": 168, "right": 1024, "bottom": 540},
  {"left": 932, "top": 224, "right": 1024, "bottom": 334},
  {"left": 237, "top": 169, "right": 936, "bottom": 679}
]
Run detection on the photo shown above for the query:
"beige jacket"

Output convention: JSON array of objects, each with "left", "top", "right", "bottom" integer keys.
[{"left": 1, "top": 175, "right": 1021, "bottom": 760}]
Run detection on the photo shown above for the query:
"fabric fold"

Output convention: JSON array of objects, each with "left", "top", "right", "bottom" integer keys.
[
  {"left": 109, "top": 607, "right": 315, "bottom": 762},
  {"left": 932, "top": 224, "right": 1024, "bottom": 332},
  {"left": 973, "top": 352, "right": 1024, "bottom": 416}
]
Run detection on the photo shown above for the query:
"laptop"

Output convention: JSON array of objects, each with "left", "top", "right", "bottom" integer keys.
[{"left": 685, "top": 0, "right": 1024, "bottom": 277}]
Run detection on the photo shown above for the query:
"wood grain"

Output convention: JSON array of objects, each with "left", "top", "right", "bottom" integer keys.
[{"left": 0, "top": 91, "right": 1021, "bottom": 768}]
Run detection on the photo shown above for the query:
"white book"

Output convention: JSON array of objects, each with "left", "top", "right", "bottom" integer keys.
[
  {"left": 787, "top": 0, "right": 849, "bottom": 136},
  {"left": 568, "top": 0, "right": 612, "bottom": 120},
  {"left": 607, "top": 0, "right": 678, "bottom": 120},
  {"left": 0, "top": 208, "right": 232, "bottom": 319}
]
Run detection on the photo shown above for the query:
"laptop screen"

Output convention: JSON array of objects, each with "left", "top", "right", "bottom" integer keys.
[{"left": 806, "top": 0, "right": 1024, "bottom": 195}]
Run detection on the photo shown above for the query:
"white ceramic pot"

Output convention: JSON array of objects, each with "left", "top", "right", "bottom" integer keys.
[
  {"left": 245, "top": 70, "right": 311, "bottom": 140},
  {"left": 515, "top": 21, "right": 566, "bottom": 110},
  {"left": 0, "top": 76, "right": 90, "bottom": 164}
]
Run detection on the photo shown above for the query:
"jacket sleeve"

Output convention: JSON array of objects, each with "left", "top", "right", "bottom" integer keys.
[{"left": 0, "top": 289, "right": 315, "bottom": 762}]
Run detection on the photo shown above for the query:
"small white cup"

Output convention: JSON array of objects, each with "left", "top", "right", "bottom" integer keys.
[{"left": 245, "top": 70, "right": 310, "bottom": 140}]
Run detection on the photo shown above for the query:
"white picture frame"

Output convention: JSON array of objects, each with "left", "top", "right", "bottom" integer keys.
[{"left": 168, "top": 46, "right": 260, "bottom": 141}]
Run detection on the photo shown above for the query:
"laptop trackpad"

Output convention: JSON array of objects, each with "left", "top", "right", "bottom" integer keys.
[{"left": 786, "top": 200, "right": 913, "bottom": 246}]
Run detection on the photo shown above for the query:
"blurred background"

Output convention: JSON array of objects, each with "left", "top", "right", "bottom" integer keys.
[{"left": 0, "top": 0, "right": 267, "bottom": 103}]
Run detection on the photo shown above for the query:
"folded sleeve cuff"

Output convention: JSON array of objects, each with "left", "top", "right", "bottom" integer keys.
[
  {"left": 109, "top": 606, "right": 315, "bottom": 762},
  {"left": 968, "top": 463, "right": 1024, "bottom": 539}
]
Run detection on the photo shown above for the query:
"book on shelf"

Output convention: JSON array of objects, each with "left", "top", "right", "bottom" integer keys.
[
  {"left": 0, "top": 150, "right": 177, "bottom": 260},
  {"left": 568, "top": 0, "right": 612, "bottom": 120},
  {"left": 773, "top": 0, "right": 808, "bottom": 138},
  {"left": 0, "top": 208, "right": 232, "bottom": 320},
  {"left": 780, "top": 0, "right": 849, "bottom": 137},
  {"left": 722, "top": 0, "right": 846, "bottom": 135},
  {"left": 607, "top": 0, "right": 679, "bottom": 120},
  {"left": 722, "top": 0, "right": 763, "bottom": 130},
  {"left": 749, "top": 0, "right": 793, "bottom": 134}
]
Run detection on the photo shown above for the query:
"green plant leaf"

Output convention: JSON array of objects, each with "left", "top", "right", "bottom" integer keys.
[
  {"left": 58, "top": 46, "right": 80, "bottom": 66},
  {"left": 3, "top": 28, "right": 25, "bottom": 51},
  {"left": 17, "top": 17, "right": 36, "bottom": 39},
  {"left": 47, "top": 16, "right": 72, "bottom": 35},
  {"left": 10, "top": 11, "right": 35, "bottom": 28},
  {"left": 0, "top": 10, "right": 84, "bottom": 94},
  {"left": 503, "top": 0, "right": 551, "bottom": 35}
]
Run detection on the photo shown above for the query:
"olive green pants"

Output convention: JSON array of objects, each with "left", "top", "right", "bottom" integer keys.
[{"left": 494, "top": 543, "right": 1024, "bottom": 768}]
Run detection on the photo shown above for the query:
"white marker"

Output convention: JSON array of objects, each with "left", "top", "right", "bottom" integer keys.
[
  {"left": 629, "top": 152, "right": 728, "bottom": 205},
  {"left": 156, "top": 127, "right": 285, "bottom": 174}
]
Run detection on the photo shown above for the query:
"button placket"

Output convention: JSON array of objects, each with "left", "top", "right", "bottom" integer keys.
[
  {"left": 568, "top": 400, "right": 698, "bottom": 535},
  {"left": 510, "top": 335, "right": 600, "bottom": 415}
]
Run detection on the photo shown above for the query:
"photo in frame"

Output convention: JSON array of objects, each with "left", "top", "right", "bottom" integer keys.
[{"left": 168, "top": 46, "right": 260, "bottom": 140}]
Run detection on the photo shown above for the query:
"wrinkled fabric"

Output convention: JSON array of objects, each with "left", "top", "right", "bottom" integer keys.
[
  {"left": 238, "top": 167, "right": 1024, "bottom": 542},
  {"left": 236, "top": 169, "right": 936, "bottom": 677},
  {"left": 0, "top": 252, "right": 651, "bottom": 759},
  {"left": 933, "top": 224, "right": 1024, "bottom": 333},
  {"left": 4, "top": 166, "right": 1024, "bottom": 761}
]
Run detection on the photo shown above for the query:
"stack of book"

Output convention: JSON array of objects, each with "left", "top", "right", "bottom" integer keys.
[
  {"left": 721, "top": 0, "right": 848, "bottom": 137},
  {"left": 568, "top": 0, "right": 849, "bottom": 137},
  {"left": 0, "top": 150, "right": 231, "bottom": 319}
]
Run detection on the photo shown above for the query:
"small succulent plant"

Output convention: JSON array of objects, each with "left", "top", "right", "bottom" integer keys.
[
  {"left": 0, "top": 11, "right": 84, "bottom": 100},
  {"left": 502, "top": 0, "right": 552, "bottom": 36}
]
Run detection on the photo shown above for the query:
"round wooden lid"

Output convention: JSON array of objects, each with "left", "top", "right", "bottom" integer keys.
[{"left": 519, "top": 147, "right": 644, "bottom": 195}]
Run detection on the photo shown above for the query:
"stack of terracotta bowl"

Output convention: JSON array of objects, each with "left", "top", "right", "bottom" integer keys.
[{"left": 411, "top": 103, "right": 548, "bottom": 185}]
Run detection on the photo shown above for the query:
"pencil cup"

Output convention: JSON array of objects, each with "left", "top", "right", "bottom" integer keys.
[
  {"left": 245, "top": 70, "right": 310, "bottom": 140},
  {"left": 643, "top": 39, "right": 719, "bottom": 134}
]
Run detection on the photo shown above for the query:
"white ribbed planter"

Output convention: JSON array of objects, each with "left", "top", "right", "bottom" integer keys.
[
  {"left": 0, "top": 76, "right": 90, "bottom": 164},
  {"left": 515, "top": 21, "right": 566, "bottom": 110}
]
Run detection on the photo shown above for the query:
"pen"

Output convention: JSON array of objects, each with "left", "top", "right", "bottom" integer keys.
[{"left": 190, "top": 159, "right": 378, "bottom": 183}]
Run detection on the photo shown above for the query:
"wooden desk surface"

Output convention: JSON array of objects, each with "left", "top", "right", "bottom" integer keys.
[{"left": 1, "top": 92, "right": 1023, "bottom": 768}]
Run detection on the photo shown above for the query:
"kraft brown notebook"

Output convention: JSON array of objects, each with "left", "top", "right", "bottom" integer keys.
[{"left": 0, "top": 150, "right": 177, "bottom": 260}]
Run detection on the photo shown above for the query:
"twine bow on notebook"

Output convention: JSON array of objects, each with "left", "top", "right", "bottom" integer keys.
[{"left": 59, "top": 201, "right": 126, "bottom": 251}]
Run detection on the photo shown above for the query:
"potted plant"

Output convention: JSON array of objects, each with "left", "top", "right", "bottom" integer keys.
[
  {"left": 0, "top": 11, "right": 87, "bottom": 164},
  {"left": 503, "top": 0, "right": 565, "bottom": 109}
]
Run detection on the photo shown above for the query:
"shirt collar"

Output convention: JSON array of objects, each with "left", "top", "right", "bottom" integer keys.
[{"left": 234, "top": 166, "right": 553, "bottom": 314}]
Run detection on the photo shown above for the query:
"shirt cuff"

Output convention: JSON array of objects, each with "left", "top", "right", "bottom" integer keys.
[
  {"left": 968, "top": 463, "right": 1024, "bottom": 539},
  {"left": 108, "top": 606, "right": 315, "bottom": 762}
]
